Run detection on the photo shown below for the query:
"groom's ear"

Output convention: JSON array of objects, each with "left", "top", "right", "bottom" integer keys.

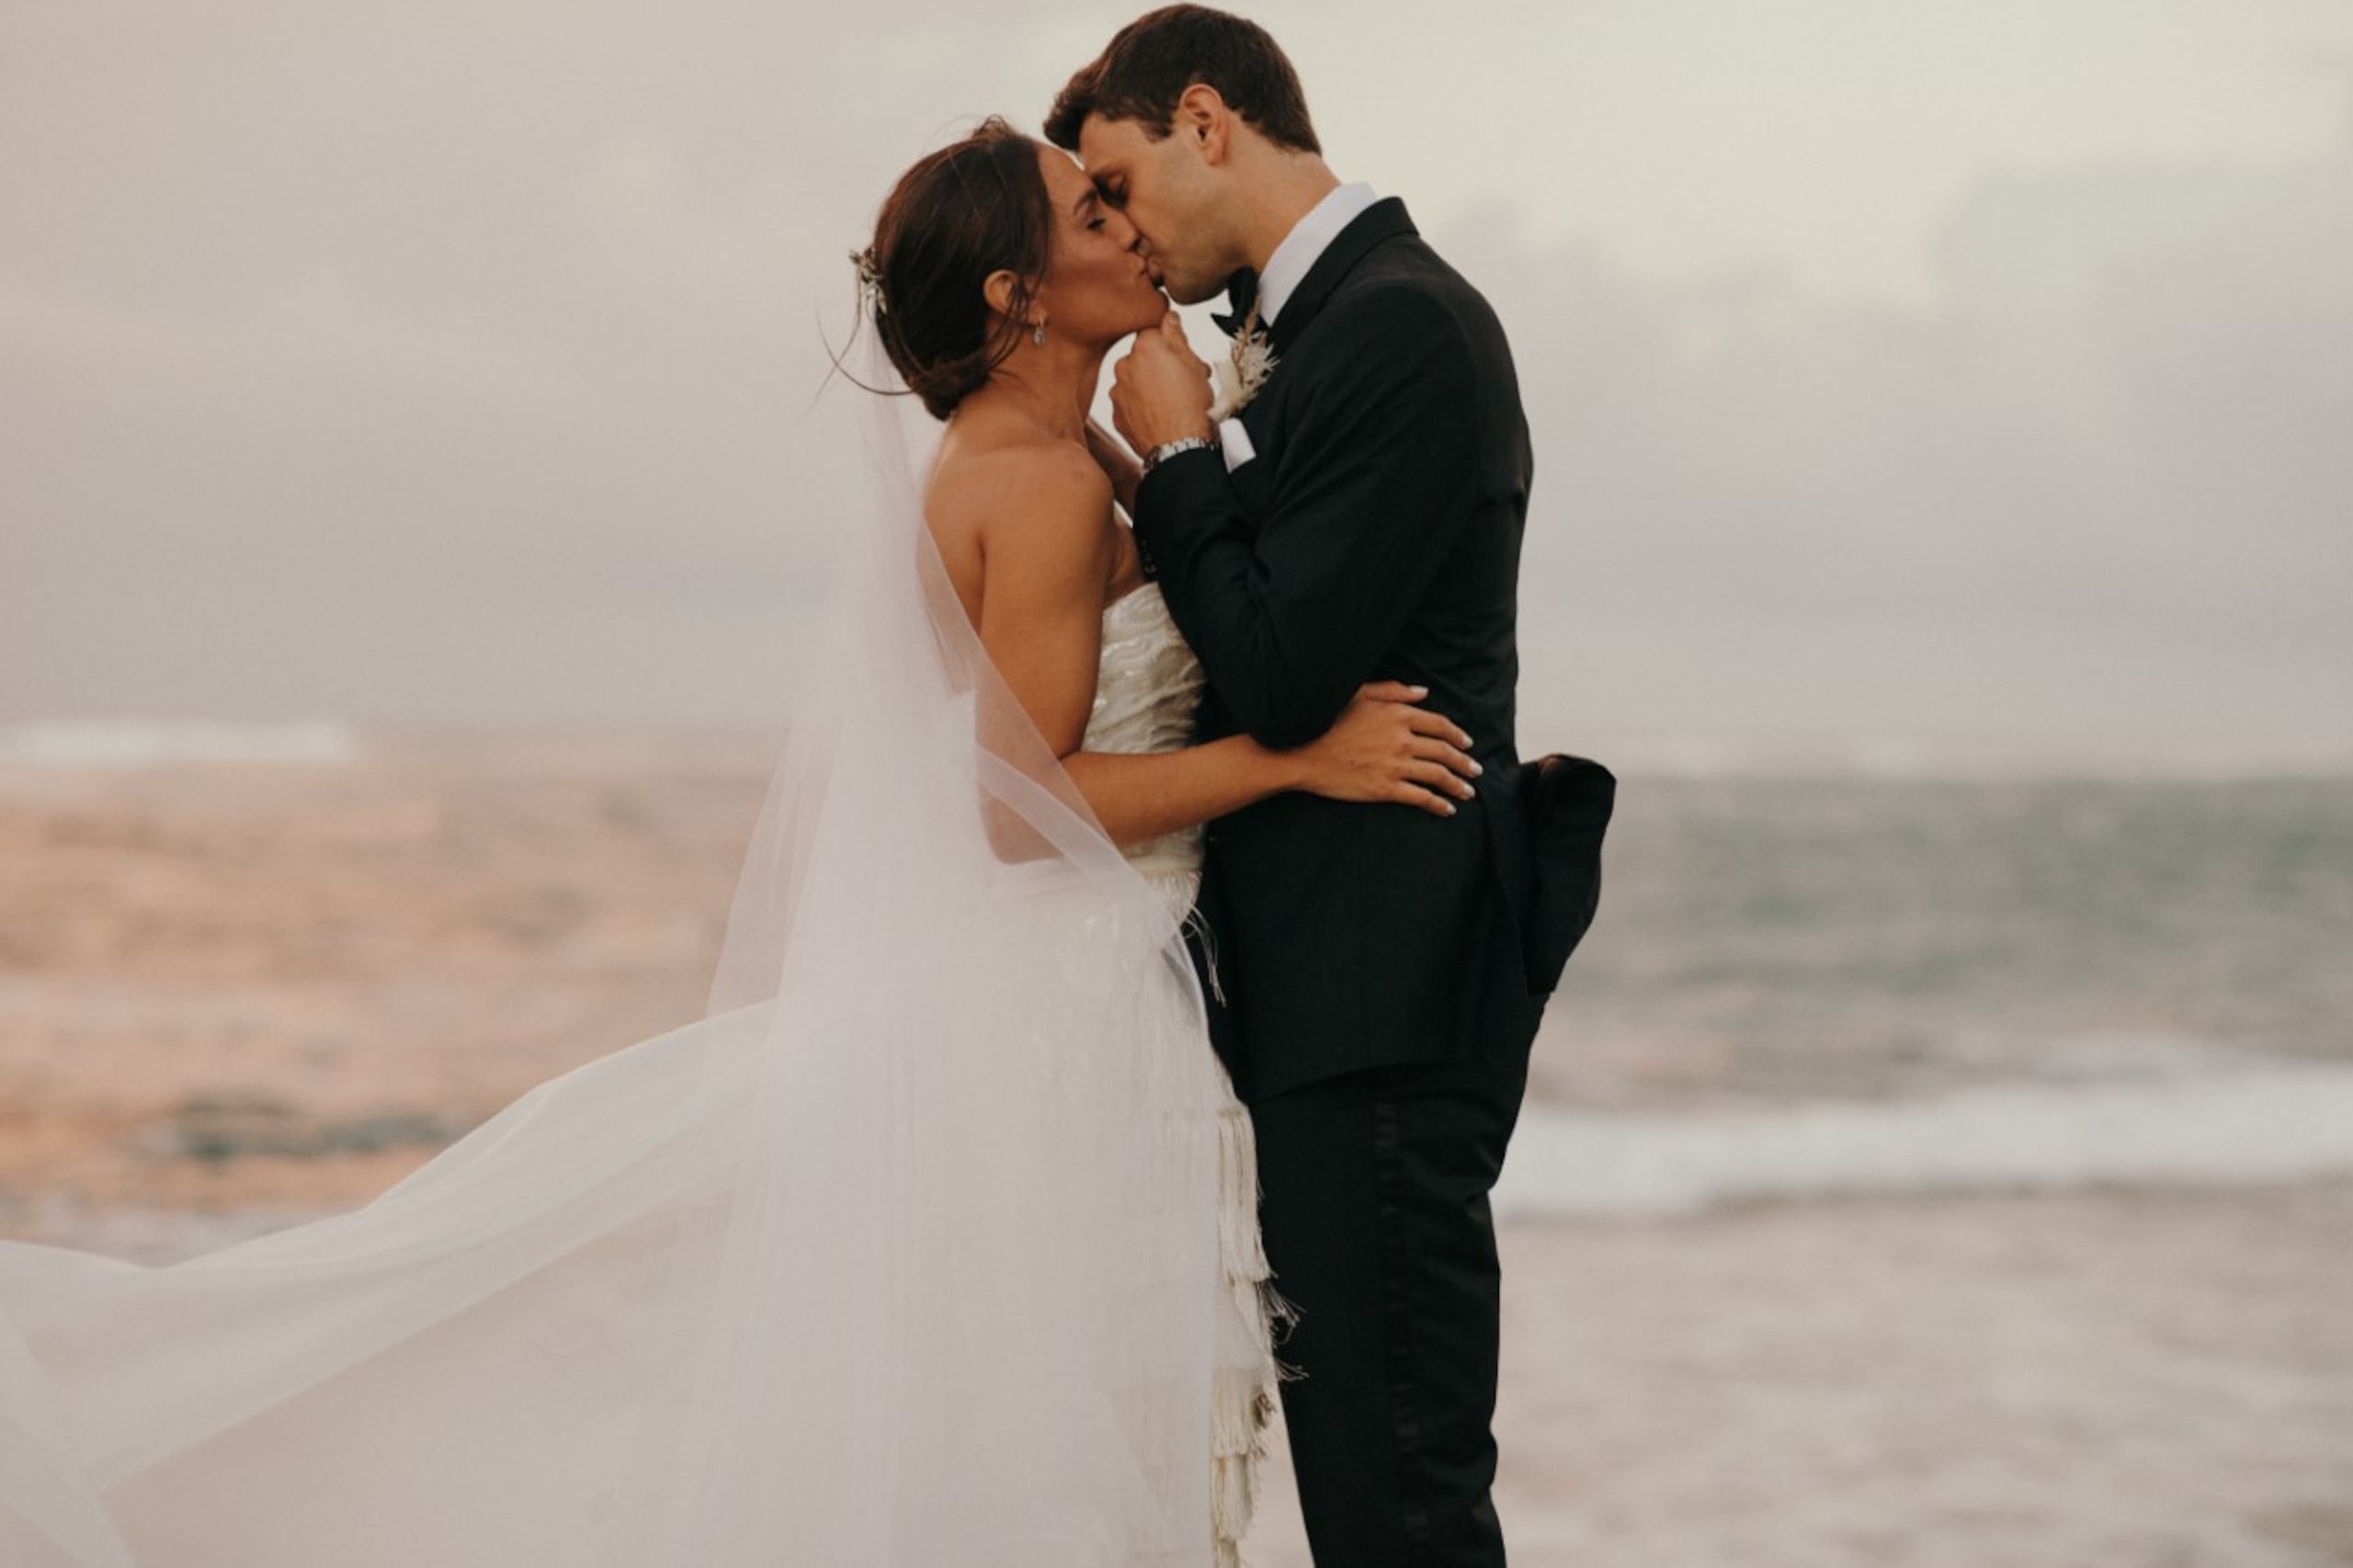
[{"left": 1174, "top": 84, "right": 1232, "bottom": 165}]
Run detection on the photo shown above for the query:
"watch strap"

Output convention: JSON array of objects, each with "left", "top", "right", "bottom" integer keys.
[{"left": 1141, "top": 435, "right": 1216, "bottom": 474}]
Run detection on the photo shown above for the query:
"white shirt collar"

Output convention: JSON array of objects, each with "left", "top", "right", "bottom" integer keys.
[{"left": 1255, "top": 181, "right": 1380, "bottom": 325}]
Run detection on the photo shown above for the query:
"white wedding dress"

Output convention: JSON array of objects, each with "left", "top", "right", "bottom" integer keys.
[
  {"left": 1068, "top": 578, "right": 1290, "bottom": 1566},
  {"left": 0, "top": 458, "right": 1283, "bottom": 1568}
]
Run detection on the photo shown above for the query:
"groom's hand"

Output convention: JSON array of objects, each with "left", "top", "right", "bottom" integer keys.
[{"left": 1110, "top": 312, "right": 1215, "bottom": 455}]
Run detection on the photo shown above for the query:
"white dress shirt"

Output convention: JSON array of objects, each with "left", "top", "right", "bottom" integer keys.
[
  {"left": 1256, "top": 180, "right": 1381, "bottom": 326},
  {"left": 1219, "top": 180, "right": 1381, "bottom": 471}
]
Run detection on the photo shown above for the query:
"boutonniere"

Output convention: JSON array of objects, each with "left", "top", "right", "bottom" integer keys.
[{"left": 1210, "top": 299, "right": 1277, "bottom": 422}]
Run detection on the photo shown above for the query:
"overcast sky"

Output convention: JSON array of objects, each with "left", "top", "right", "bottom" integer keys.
[{"left": 4, "top": 1, "right": 2347, "bottom": 768}]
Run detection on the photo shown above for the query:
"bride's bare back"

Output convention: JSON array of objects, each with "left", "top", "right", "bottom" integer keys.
[{"left": 925, "top": 403, "right": 1144, "bottom": 760}]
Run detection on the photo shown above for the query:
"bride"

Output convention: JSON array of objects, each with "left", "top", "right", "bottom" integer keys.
[{"left": 0, "top": 119, "right": 1478, "bottom": 1567}]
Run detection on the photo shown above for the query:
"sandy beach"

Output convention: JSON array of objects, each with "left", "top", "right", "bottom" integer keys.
[
  {"left": 1248, "top": 1186, "right": 2353, "bottom": 1567},
  {"left": 3, "top": 728, "right": 2348, "bottom": 1565}
]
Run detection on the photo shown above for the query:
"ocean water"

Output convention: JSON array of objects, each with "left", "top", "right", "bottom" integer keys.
[
  {"left": 1540, "top": 774, "right": 2353, "bottom": 1093},
  {"left": 1516, "top": 772, "right": 2353, "bottom": 1211}
]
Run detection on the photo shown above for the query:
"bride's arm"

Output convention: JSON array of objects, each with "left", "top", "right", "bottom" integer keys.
[
  {"left": 978, "top": 453, "right": 1477, "bottom": 851},
  {"left": 1061, "top": 699, "right": 1474, "bottom": 846}
]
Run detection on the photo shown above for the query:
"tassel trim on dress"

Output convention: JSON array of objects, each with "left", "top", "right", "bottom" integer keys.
[
  {"left": 1210, "top": 1096, "right": 1298, "bottom": 1567},
  {"left": 1180, "top": 904, "right": 1229, "bottom": 1006}
]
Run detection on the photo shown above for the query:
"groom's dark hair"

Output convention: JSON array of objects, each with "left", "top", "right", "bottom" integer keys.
[{"left": 1045, "top": 6, "right": 1320, "bottom": 156}]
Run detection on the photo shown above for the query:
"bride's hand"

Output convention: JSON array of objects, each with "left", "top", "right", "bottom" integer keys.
[{"left": 1291, "top": 682, "right": 1482, "bottom": 817}]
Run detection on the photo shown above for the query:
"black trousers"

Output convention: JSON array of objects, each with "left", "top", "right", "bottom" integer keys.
[{"left": 1247, "top": 1043, "right": 1533, "bottom": 1567}]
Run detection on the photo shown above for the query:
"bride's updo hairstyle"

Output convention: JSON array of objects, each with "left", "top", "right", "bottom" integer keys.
[{"left": 855, "top": 117, "right": 1054, "bottom": 420}]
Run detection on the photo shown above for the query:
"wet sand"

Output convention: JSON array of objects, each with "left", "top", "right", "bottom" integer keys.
[
  {"left": 1244, "top": 1184, "right": 2353, "bottom": 1567},
  {"left": 8, "top": 1181, "right": 2347, "bottom": 1566}
]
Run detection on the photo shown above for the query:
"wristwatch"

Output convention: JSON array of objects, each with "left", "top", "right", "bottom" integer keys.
[{"left": 1141, "top": 435, "right": 1217, "bottom": 475}]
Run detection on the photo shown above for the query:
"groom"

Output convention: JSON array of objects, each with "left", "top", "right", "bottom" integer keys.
[{"left": 1051, "top": 7, "right": 1610, "bottom": 1564}]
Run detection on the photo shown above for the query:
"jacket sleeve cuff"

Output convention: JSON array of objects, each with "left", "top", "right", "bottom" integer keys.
[{"left": 1132, "top": 442, "right": 1231, "bottom": 569}]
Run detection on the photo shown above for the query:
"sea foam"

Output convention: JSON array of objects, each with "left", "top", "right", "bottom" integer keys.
[
  {"left": 1499, "top": 1062, "right": 2353, "bottom": 1218},
  {"left": 0, "top": 720, "right": 360, "bottom": 767}
]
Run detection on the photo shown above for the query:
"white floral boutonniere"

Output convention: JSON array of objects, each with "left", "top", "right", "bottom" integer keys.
[{"left": 1209, "top": 299, "right": 1278, "bottom": 423}]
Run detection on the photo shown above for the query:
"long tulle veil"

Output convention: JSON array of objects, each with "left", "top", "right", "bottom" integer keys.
[{"left": 0, "top": 329, "right": 1235, "bottom": 1565}]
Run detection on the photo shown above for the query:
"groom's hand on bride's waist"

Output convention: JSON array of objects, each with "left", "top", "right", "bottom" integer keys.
[{"left": 1111, "top": 312, "right": 1215, "bottom": 454}]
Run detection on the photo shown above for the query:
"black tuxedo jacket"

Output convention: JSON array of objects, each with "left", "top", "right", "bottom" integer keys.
[{"left": 1135, "top": 197, "right": 1611, "bottom": 1101}]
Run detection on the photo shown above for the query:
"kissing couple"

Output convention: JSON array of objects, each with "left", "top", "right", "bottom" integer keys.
[{"left": 0, "top": 6, "right": 1610, "bottom": 1566}]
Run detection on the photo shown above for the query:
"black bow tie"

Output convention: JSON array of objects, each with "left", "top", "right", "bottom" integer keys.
[{"left": 1209, "top": 267, "right": 1260, "bottom": 339}]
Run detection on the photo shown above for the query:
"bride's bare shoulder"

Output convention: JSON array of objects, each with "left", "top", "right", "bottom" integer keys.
[{"left": 927, "top": 425, "right": 1114, "bottom": 571}]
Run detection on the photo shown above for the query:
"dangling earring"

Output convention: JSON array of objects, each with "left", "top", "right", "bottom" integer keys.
[{"left": 1032, "top": 317, "right": 1047, "bottom": 347}]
